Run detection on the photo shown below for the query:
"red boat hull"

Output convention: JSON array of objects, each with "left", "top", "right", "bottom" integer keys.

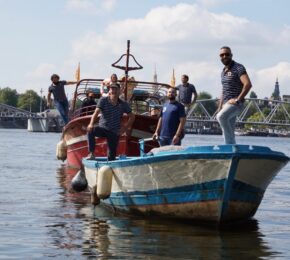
[{"left": 62, "top": 114, "right": 159, "bottom": 169}]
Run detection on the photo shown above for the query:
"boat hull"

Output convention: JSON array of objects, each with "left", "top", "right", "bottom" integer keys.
[
  {"left": 83, "top": 145, "right": 289, "bottom": 223},
  {"left": 62, "top": 114, "right": 159, "bottom": 169}
]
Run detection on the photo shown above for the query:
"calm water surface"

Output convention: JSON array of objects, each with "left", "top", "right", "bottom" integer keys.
[{"left": 0, "top": 129, "right": 290, "bottom": 259}]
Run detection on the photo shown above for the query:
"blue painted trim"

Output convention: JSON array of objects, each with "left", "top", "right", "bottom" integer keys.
[
  {"left": 219, "top": 156, "right": 239, "bottom": 220},
  {"left": 103, "top": 179, "right": 264, "bottom": 208},
  {"left": 82, "top": 145, "right": 289, "bottom": 169}
]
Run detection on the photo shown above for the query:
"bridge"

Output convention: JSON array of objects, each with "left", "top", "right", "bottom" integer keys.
[
  {"left": 186, "top": 98, "right": 290, "bottom": 127},
  {"left": 0, "top": 103, "right": 41, "bottom": 119},
  {"left": 0, "top": 103, "right": 64, "bottom": 131},
  {"left": 1, "top": 98, "right": 290, "bottom": 128}
]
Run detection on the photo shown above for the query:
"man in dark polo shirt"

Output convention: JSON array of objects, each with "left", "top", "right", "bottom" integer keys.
[
  {"left": 176, "top": 74, "right": 198, "bottom": 115},
  {"left": 47, "top": 74, "right": 77, "bottom": 124},
  {"left": 86, "top": 83, "right": 135, "bottom": 160},
  {"left": 216, "top": 46, "right": 252, "bottom": 144},
  {"left": 153, "top": 87, "right": 186, "bottom": 146}
]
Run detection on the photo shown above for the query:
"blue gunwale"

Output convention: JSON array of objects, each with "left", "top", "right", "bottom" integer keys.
[{"left": 83, "top": 144, "right": 289, "bottom": 169}]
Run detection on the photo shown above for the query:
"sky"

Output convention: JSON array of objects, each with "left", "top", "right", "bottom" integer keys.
[{"left": 1, "top": 0, "right": 290, "bottom": 100}]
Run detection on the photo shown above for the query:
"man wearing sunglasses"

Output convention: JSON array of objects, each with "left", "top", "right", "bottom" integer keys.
[{"left": 216, "top": 46, "right": 252, "bottom": 144}]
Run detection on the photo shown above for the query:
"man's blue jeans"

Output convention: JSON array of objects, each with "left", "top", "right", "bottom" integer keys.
[
  {"left": 54, "top": 100, "right": 69, "bottom": 124},
  {"left": 87, "top": 127, "right": 119, "bottom": 161},
  {"left": 159, "top": 136, "right": 181, "bottom": 146},
  {"left": 216, "top": 103, "right": 243, "bottom": 144}
]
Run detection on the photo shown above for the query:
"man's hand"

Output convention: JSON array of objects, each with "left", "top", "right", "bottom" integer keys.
[
  {"left": 87, "top": 124, "right": 94, "bottom": 133},
  {"left": 228, "top": 98, "right": 238, "bottom": 105},
  {"left": 152, "top": 132, "right": 159, "bottom": 141},
  {"left": 120, "top": 126, "right": 132, "bottom": 136},
  {"left": 172, "top": 135, "right": 180, "bottom": 145}
]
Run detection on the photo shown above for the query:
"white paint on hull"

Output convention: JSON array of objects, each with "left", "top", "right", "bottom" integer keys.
[
  {"left": 235, "top": 159, "right": 286, "bottom": 190},
  {"left": 85, "top": 157, "right": 287, "bottom": 194},
  {"left": 66, "top": 135, "right": 87, "bottom": 146},
  {"left": 86, "top": 158, "right": 231, "bottom": 193}
]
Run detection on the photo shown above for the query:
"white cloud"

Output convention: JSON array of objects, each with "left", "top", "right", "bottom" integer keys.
[
  {"left": 278, "top": 25, "right": 290, "bottom": 44},
  {"left": 25, "top": 63, "right": 56, "bottom": 79},
  {"left": 168, "top": 61, "right": 221, "bottom": 98},
  {"left": 65, "top": 0, "right": 96, "bottom": 13},
  {"left": 252, "top": 62, "right": 290, "bottom": 98},
  {"left": 197, "top": 0, "right": 234, "bottom": 8},
  {"left": 66, "top": 3, "right": 290, "bottom": 98},
  {"left": 101, "top": 0, "right": 116, "bottom": 11},
  {"left": 65, "top": 0, "right": 116, "bottom": 14}
]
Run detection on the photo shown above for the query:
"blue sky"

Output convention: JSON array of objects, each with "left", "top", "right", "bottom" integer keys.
[{"left": 1, "top": 0, "right": 290, "bottom": 99}]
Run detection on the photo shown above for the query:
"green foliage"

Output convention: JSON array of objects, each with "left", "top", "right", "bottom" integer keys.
[
  {"left": 196, "top": 91, "right": 217, "bottom": 116},
  {"left": 249, "top": 91, "right": 258, "bottom": 99},
  {"left": 197, "top": 91, "right": 212, "bottom": 100},
  {"left": 285, "top": 103, "right": 290, "bottom": 114},
  {"left": 262, "top": 107, "right": 271, "bottom": 116},
  {"left": 245, "top": 112, "right": 267, "bottom": 130},
  {"left": 17, "top": 90, "right": 41, "bottom": 112},
  {"left": 0, "top": 87, "right": 18, "bottom": 106},
  {"left": 241, "top": 100, "right": 257, "bottom": 118}
]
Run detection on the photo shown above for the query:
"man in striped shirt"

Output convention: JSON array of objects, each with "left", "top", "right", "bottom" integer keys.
[
  {"left": 216, "top": 46, "right": 252, "bottom": 144},
  {"left": 86, "top": 83, "right": 135, "bottom": 160}
]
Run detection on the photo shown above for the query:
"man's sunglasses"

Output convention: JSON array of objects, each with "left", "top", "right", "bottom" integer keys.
[{"left": 220, "top": 53, "right": 231, "bottom": 57}]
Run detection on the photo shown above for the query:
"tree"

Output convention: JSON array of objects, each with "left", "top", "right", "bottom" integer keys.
[
  {"left": 17, "top": 90, "right": 41, "bottom": 112},
  {"left": 0, "top": 87, "right": 18, "bottom": 106},
  {"left": 197, "top": 91, "right": 212, "bottom": 100},
  {"left": 249, "top": 91, "right": 258, "bottom": 99},
  {"left": 196, "top": 91, "right": 217, "bottom": 116}
]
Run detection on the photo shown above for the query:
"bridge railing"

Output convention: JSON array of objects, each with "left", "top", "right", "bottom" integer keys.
[
  {"left": 0, "top": 103, "right": 41, "bottom": 118},
  {"left": 186, "top": 98, "right": 290, "bottom": 127}
]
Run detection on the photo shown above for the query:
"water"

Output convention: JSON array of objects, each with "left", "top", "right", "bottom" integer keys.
[{"left": 1, "top": 129, "right": 290, "bottom": 259}]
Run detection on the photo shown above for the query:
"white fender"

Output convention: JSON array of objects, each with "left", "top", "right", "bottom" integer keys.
[
  {"left": 97, "top": 165, "right": 113, "bottom": 199},
  {"left": 56, "top": 139, "right": 67, "bottom": 161}
]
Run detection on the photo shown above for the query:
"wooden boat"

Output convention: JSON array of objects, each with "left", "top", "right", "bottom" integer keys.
[
  {"left": 67, "top": 40, "right": 289, "bottom": 223},
  {"left": 57, "top": 40, "right": 169, "bottom": 169},
  {"left": 82, "top": 144, "right": 289, "bottom": 223}
]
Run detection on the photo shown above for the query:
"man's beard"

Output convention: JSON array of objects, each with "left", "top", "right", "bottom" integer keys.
[
  {"left": 169, "top": 96, "right": 176, "bottom": 101},
  {"left": 222, "top": 59, "right": 232, "bottom": 66}
]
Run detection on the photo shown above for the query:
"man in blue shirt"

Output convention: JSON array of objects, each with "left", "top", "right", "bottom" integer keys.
[
  {"left": 47, "top": 74, "right": 77, "bottom": 124},
  {"left": 176, "top": 74, "right": 198, "bottom": 114},
  {"left": 153, "top": 87, "right": 186, "bottom": 146},
  {"left": 216, "top": 46, "right": 252, "bottom": 144},
  {"left": 86, "top": 83, "right": 135, "bottom": 160}
]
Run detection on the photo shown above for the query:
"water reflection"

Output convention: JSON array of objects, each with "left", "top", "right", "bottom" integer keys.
[{"left": 47, "top": 166, "right": 277, "bottom": 259}]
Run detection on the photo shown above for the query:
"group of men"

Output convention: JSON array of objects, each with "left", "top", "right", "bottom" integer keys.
[{"left": 48, "top": 46, "right": 251, "bottom": 160}]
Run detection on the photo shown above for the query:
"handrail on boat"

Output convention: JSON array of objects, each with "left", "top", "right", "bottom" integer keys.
[
  {"left": 71, "top": 79, "right": 170, "bottom": 115},
  {"left": 139, "top": 138, "right": 154, "bottom": 157},
  {"left": 70, "top": 40, "right": 171, "bottom": 116},
  {"left": 72, "top": 79, "right": 103, "bottom": 112}
]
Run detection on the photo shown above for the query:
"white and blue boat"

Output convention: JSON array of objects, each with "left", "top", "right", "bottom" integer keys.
[
  {"left": 82, "top": 143, "right": 289, "bottom": 223},
  {"left": 71, "top": 40, "right": 289, "bottom": 223}
]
